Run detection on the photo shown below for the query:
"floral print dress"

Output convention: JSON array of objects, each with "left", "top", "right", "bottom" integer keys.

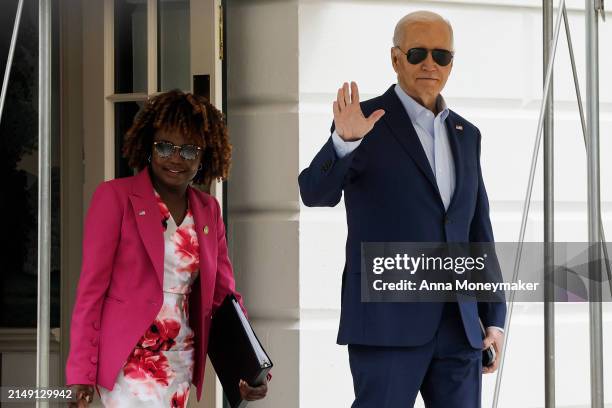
[{"left": 99, "top": 191, "right": 200, "bottom": 408}]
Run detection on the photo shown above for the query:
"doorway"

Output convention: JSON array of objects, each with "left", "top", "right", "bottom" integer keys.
[{"left": 0, "top": 1, "right": 226, "bottom": 407}]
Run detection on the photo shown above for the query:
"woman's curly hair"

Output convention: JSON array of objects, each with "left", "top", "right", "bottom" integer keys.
[{"left": 122, "top": 89, "right": 231, "bottom": 187}]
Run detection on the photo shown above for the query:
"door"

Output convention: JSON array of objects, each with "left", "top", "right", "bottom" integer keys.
[
  {"left": 105, "top": 0, "right": 224, "bottom": 197},
  {"left": 0, "top": 0, "right": 63, "bottom": 390}
]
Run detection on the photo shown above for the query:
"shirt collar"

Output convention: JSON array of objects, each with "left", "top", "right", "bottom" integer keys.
[{"left": 394, "top": 84, "right": 450, "bottom": 123}]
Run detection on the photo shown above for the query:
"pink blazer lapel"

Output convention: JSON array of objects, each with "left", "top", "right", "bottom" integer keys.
[
  {"left": 187, "top": 186, "right": 216, "bottom": 310},
  {"left": 129, "top": 170, "right": 165, "bottom": 289}
]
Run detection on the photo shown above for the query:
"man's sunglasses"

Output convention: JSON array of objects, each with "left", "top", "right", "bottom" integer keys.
[
  {"left": 153, "top": 141, "right": 202, "bottom": 161},
  {"left": 396, "top": 47, "right": 454, "bottom": 67}
]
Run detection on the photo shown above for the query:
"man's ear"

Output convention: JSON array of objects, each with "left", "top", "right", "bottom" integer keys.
[{"left": 391, "top": 47, "right": 399, "bottom": 72}]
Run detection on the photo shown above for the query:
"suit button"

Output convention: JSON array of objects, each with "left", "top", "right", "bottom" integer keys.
[
  {"left": 444, "top": 216, "right": 451, "bottom": 224},
  {"left": 91, "top": 338, "right": 98, "bottom": 346},
  {"left": 92, "top": 321, "right": 100, "bottom": 330},
  {"left": 90, "top": 356, "right": 98, "bottom": 364},
  {"left": 88, "top": 372, "right": 95, "bottom": 382}
]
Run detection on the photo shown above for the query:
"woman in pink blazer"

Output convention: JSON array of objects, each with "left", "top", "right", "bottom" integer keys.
[{"left": 66, "top": 91, "right": 268, "bottom": 407}]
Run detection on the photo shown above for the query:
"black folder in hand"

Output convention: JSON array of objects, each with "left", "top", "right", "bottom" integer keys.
[{"left": 208, "top": 294, "right": 273, "bottom": 408}]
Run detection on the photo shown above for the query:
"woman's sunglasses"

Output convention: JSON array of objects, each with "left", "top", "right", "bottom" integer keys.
[
  {"left": 153, "top": 141, "right": 202, "bottom": 161},
  {"left": 396, "top": 47, "right": 454, "bottom": 67}
]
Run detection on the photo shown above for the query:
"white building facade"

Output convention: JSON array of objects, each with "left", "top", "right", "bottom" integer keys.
[{"left": 226, "top": 1, "right": 612, "bottom": 407}]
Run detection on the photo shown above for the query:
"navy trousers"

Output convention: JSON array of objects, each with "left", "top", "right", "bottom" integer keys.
[{"left": 348, "top": 303, "right": 482, "bottom": 408}]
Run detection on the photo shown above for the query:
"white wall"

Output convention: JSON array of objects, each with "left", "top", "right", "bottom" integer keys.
[{"left": 230, "top": 1, "right": 612, "bottom": 407}]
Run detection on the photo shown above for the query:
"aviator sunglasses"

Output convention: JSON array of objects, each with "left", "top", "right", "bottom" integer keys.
[
  {"left": 396, "top": 47, "right": 454, "bottom": 67},
  {"left": 153, "top": 141, "right": 202, "bottom": 160}
]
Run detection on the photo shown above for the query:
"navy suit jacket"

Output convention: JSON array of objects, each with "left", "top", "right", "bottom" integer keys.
[{"left": 298, "top": 85, "right": 506, "bottom": 349}]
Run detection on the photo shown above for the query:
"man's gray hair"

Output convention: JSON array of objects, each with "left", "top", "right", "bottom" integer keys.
[{"left": 392, "top": 11, "right": 454, "bottom": 49}]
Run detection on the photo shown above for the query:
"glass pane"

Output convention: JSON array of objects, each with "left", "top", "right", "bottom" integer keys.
[
  {"left": 114, "top": 0, "right": 148, "bottom": 94},
  {"left": 0, "top": 0, "right": 19, "bottom": 72},
  {"left": 158, "top": 0, "right": 190, "bottom": 92},
  {"left": 0, "top": 0, "right": 60, "bottom": 328},
  {"left": 115, "top": 101, "right": 144, "bottom": 178}
]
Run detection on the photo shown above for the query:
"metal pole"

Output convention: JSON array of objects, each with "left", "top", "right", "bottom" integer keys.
[
  {"left": 563, "top": 5, "right": 612, "bottom": 295},
  {"left": 0, "top": 0, "right": 24, "bottom": 124},
  {"left": 563, "top": 6, "right": 587, "bottom": 140},
  {"left": 543, "top": 0, "right": 556, "bottom": 405},
  {"left": 36, "top": 0, "right": 51, "bottom": 406},
  {"left": 492, "top": 0, "right": 565, "bottom": 405},
  {"left": 586, "top": 1, "right": 604, "bottom": 406}
]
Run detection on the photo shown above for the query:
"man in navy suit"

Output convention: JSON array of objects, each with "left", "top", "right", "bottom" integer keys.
[{"left": 299, "top": 11, "right": 506, "bottom": 408}]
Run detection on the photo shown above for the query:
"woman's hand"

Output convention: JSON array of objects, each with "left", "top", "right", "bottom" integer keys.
[
  {"left": 239, "top": 376, "right": 268, "bottom": 401},
  {"left": 68, "top": 384, "right": 94, "bottom": 407}
]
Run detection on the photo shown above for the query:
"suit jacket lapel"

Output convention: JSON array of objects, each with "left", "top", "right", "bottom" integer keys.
[
  {"left": 129, "top": 170, "right": 165, "bottom": 289},
  {"left": 187, "top": 187, "right": 215, "bottom": 310},
  {"left": 445, "top": 112, "right": 464, "bottom": 212},
  {"left": 381, "top": 86, "right": 442, "bottom": 203}
]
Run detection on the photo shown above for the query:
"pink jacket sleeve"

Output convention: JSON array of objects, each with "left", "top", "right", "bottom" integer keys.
[
  {"left": 211, "top": 197, "right": 248, "bottom": 318},
  {"left": 66, "top": 182, "right": 122, "bottom": 385}
]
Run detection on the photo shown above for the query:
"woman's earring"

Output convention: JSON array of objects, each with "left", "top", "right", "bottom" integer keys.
[
  {"left": 148, "top": 155, "right": 152, "bottom": 163},
  {"left": 192, "top": 164, "right": 203, "bottom": 181}
]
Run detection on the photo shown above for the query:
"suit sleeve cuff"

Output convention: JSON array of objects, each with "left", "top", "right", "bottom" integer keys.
[{"left": 331, "top": 130, "right": 362, "bottom": 158}]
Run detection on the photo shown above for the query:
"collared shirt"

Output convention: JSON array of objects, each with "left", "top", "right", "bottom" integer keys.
[{"left": 331, "top": 84, "right": 456, "bottom": 210}]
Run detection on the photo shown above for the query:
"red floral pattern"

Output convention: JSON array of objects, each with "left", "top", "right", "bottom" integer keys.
[
  {"left": 155, "top": 193, "right": 171, "bottom": 223},
  {"left": 170, "top": 386, "right": 190, "bottom": 408},
  {"left": 138, "top": 318, "right": 181, "bottom": 352},
  {"left": 123, "top": 348, "right": 174, "bottom": 386},
  {"left": 174, "top": 227, "right": 199, "bottom": 274}
]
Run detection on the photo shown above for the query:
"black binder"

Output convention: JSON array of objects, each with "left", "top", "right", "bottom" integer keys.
[{"left": 208, "top": 294, "right": 273, "bottom": 408}]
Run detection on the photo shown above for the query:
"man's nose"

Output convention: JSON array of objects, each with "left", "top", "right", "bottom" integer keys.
[{"left": 421, "top": 53, "right": 437, "bottom": 70}]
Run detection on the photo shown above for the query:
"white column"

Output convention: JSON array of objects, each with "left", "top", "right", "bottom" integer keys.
[{"left": 227, "top": 1, "right": 300, "bottom": 407}]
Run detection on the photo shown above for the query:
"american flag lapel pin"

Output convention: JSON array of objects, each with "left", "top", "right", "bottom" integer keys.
[
  {"left": 455, "top": 124, "right": 463, "bottom": 131},
  {"left": 139, "top": 210, "right": 146, "bottom": 216}
]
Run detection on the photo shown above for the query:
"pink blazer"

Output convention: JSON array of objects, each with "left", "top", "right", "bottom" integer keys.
[{"left": 66, "top": 169, "right": 246, "bottom": 401}]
